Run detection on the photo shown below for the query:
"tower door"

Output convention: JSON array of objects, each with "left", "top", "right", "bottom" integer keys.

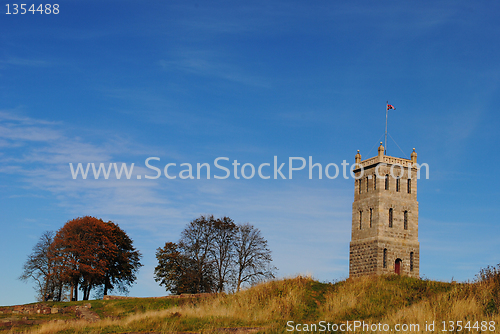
[{"left": 395, "top": 258, "right": 402, "bottom": 275}]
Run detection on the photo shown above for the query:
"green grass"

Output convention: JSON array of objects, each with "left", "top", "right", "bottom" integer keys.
[{"left": 87, "top": 297, "right": 182, "bottom": 318}]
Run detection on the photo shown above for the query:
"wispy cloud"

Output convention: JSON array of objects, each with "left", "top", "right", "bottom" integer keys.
[
  {"left": 0, "top": 125, "right": 62, "bottom": 142},
  {"left": 159, "top": 49, "right": 272, "bottom": 88},
  {"left": 0, "top": 57, "right": 50, "bottom": 67},
  {"left": 0, "top": 110, "right": 59, "bottom": 125},
  {"left": 0, "top": 109, "right": 354, "bottom": 288}
]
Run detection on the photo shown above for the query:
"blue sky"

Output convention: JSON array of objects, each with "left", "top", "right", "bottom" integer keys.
[{"left": 1, "top": 0, "right": 499, "bottom": 305}]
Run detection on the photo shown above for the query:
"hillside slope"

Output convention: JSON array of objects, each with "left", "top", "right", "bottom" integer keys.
[{"left": 1, "top": 275, "right": 499, "bottom": 333}]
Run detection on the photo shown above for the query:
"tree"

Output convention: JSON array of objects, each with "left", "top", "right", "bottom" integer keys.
[
  {"left": 154, "top": 242, "right": 198, "bottom": 294},
  {"left": 38, "top": 216, "right": 142, "bottom": 301},
  {"left": 178, "top": 215, "right": 217, "bottom": 293},
  {"left": 101, "top": 221, "right": 143, "bottom": 296},
  {"left": 211, "top": 217, "right": 237, "bottom": 292},
  {"left": 51, "top": 217, "right": 116, "bottom": 300},
  {"left": 154, "top": 216, "right": 275, "bottom": 294},
  {"left": 19, "top": 231, "right": 59, "bottom": 301},
  {"left": 234, "top": 223, "right": 276, "bottom": 292}
]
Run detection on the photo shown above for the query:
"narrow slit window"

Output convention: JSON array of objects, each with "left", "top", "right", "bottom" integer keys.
[
  {"left": 389, "top": 208, "right": 393, "bottom": 228},
  {"left": 374, "top": 174, "right": 377, "bottom": 190},
  {"left": 358, "top": 179, "right": 362, "bottom": 194},
  {"left": 366, "top": 176, "right": 369, "bottom": 192},
  {"left": 385, "top": 174, "right": 389, "bottom": 190},
  {"left": 396, "top": 178, "right": 400, "bottom": 192},
  {"left": 404, "top": 211, "right": 408, "bottom": 230},
  {"left": 369, "top": 208, "right": 373, "bottom": 228},
  {"left": 359, "top": 211, "right": 362, "bottom": 230},
  {"left": 410, "top": 252, "right": 414, "bottom": 271},
  {"left": 408, "top": 179, "right": 411, "bottom": 194},
  {"left": 383, "top": 248, "right": 387, "bottom": 268}
]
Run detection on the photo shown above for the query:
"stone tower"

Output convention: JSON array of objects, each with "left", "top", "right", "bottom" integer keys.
[{"left": 349, "top": 143, "right": 419, "bottom": 278}]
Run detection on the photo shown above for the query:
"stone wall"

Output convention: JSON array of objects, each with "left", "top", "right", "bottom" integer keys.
[{"left": 0, "top": 304, "right": 62, "bottom": 315}]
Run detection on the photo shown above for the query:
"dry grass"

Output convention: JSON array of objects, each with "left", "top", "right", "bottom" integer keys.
[{"left": 6, "top": 274, "right": 500, "bottom": 334}]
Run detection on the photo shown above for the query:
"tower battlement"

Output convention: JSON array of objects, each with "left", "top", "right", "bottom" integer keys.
[{"left": 349, "top": 142, "right": 420, "bottom": 278}]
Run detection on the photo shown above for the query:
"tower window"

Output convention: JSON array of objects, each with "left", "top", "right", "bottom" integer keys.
[
  {"left": 408, "top": 179, "right": 411, "bottom": 194},
  {"left": 389, "top": 208, "right": 393, "bottom": 228},
  {"left": 366, "top": 176, "right": 369, "bottom": 192},
  {"left": 359, "top": 211, "right": 362, "bottom": 230},
  {"left": 358, "top": 179, "right": 362, "bottom": 194},
  {"left": 374, "top": 174, "right": 377, "bottom": 190},
  {"left": 410, "top": 252, "right": 414, "bottom": 271},
  {"left": 383, "top": 248, "right": 387, "bottom": 268},
  {"left": 404, "top": 211, "right": 408, "bottom": 230},
  {"left": 396, "top": 178, "right": 400, "bottom": 192},
  {"left": 385, "top": 174, "right": 389, "bottom": 190},
  {"left": 369, "top": 208, "right": 373, "bottom": 228}
]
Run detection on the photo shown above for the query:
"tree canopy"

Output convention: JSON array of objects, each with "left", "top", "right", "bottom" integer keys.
[
  {"left": 20, "top": 216, "right": 142, "bottom": 301},
  {"left": 19, "top": 231, "right": 61, "bottom": 301},
  {"left": 154, "top": 215, "right": 275, "bottom": 294}
]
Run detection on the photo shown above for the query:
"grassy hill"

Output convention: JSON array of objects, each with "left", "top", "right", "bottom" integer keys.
[{"left": 2, "top": 274, "right": 499, "bottom": 333}]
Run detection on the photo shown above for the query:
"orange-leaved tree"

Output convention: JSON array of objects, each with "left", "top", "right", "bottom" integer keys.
[
  {"left": 50, "top": 216, "right": 141, "bottom": 300},
  {"left": 102, "top": 221, "right": 143, "bottom": 296}
]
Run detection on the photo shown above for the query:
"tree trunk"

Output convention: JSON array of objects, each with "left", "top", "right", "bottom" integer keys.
[
  {"left": 103, "top": 274, "right": 109, "bottom": 296},
  {"left": 58, "top": 283, "right": 63, "bottom": 302},
  {"left": 43, "top": 275, "right": 49, "bottom": 300},
  {"left": 74, "top": 280, "right": 78, "bottom": 301},
  {"left": 236, "top": 272, "right": 242, "bottom": 292}
]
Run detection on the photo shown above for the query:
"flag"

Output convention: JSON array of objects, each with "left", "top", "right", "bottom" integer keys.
[{"left": 387, "top": 104, "right": 396, "bottom": 110}]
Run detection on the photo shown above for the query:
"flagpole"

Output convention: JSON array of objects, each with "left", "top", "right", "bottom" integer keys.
[{"left": 385, "top": 101, "right": 388, "bottom": 155}]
